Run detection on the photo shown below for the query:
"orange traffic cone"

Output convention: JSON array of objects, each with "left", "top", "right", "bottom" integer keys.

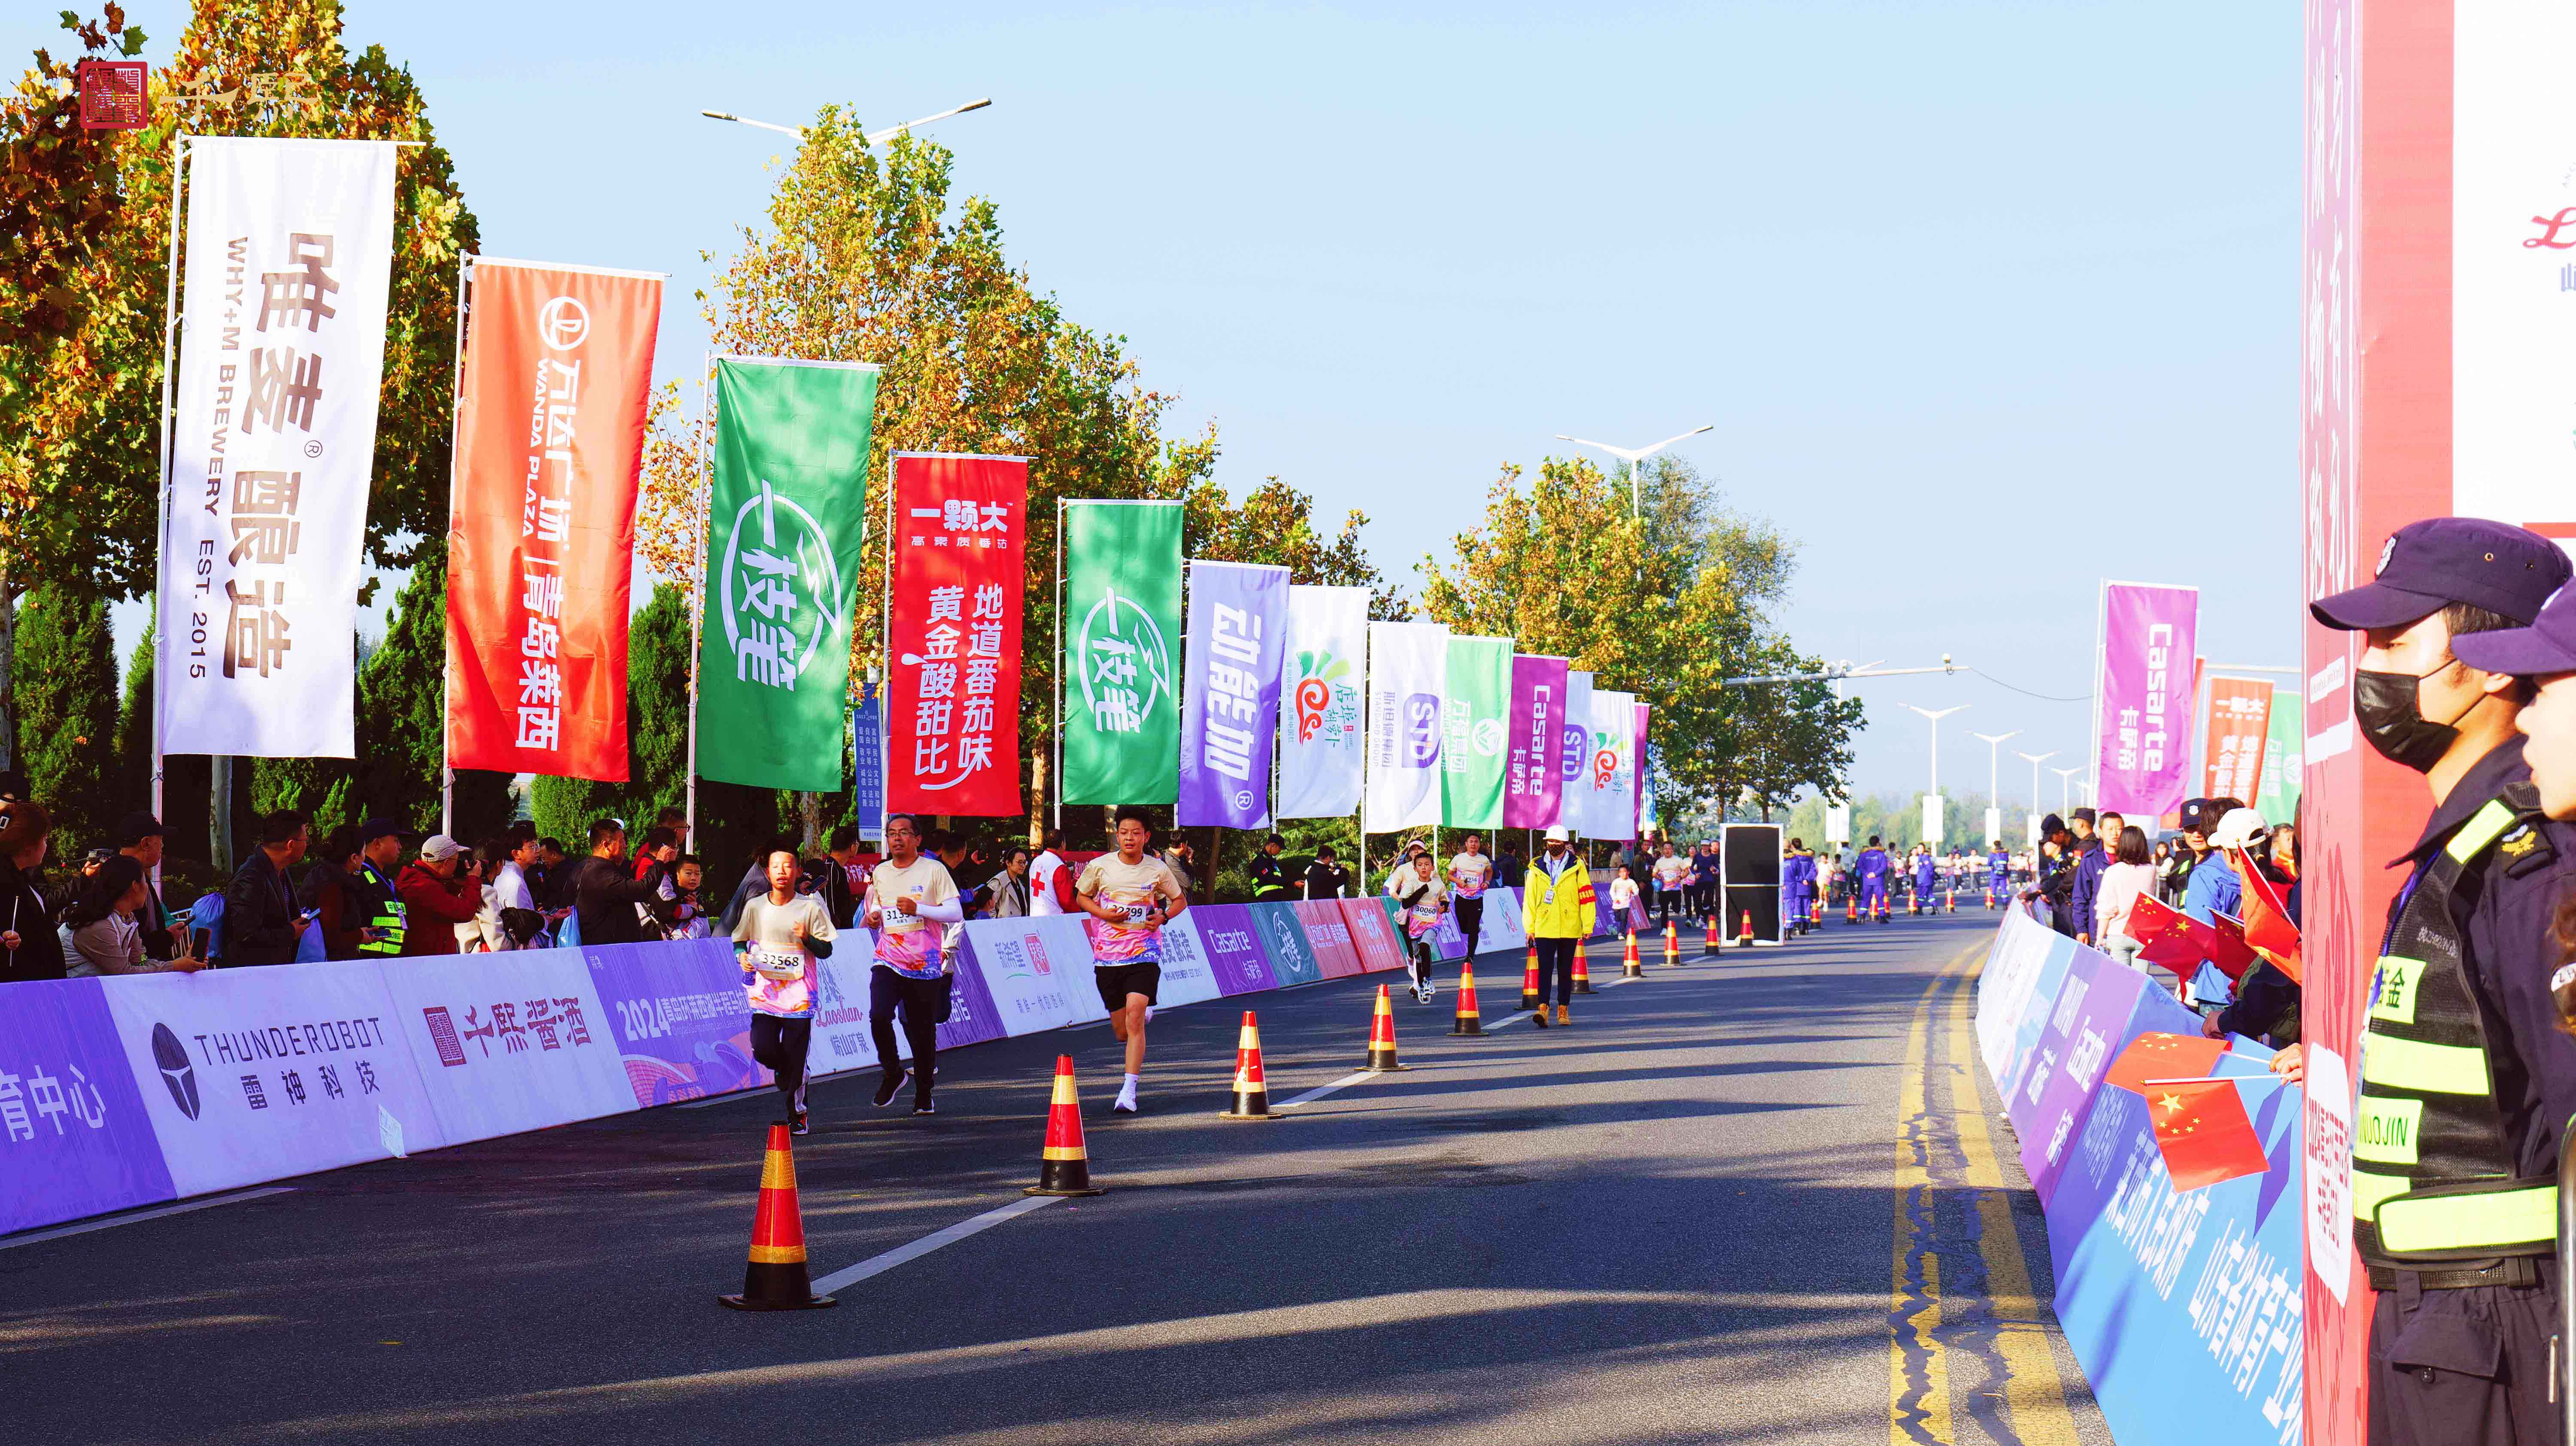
[
  {"left": 1945, "top": 887, "right": 1956, "bottom": 914},
  {"left": 1738, "top": 910, "right": 1755, "bottom": 949},
  {"left": 1218, "top": 1012, "right": 1282, "bottom": 1120},
  {"left": 1571, "top": 943, "right": 1593, "bottom": 994},
  {"left": 1622, "top": 928, "right": 1643, "bottom": 978},
  {"left": 1704, "top": 912, "right": 1720, "bottom": 954},
  {"left": 1846, "top": 892, "right": 1858, "bottom": 923},
  {"left": 1664, "top": 919, "right": 1680, "bottom": 967},
  {"left": 719, "top": 1121, "right": 836, "bottom": 1311},
  {"left": 1451, "top": 962, "right": 1484, "bottom": 1036},
  {"left": 1364, "top": 984, "right": 1410, "bottom": 1071},
  {"left": 1026, "top": 1055, "right": 1105, "bottom": 1197},
  {"left": 1519, "top": 945, "right": 1543, "bottom": 1012}
]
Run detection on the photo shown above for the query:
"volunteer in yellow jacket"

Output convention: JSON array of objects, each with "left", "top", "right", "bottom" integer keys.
[{"left": 1522, "top": 826, "right": 1596, "bottom": 1027}]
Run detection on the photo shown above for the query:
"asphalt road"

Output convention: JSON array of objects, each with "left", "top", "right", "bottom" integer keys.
[{"left": 0, "top": 910, "right": 2111, "bottom": 1445}]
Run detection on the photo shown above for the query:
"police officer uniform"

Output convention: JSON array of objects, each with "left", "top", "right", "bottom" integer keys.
[
  {"left": 2313, "top": 516, "right": 2576, "bottom": 1446},
  {"left": 349, "top": 817, "right": 409, "bottom": 957}
]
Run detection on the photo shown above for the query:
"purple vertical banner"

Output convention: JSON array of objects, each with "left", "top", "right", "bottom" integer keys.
[
  {"left": 1633, "top": 699, "right": 1652, "bottom": 835},
  {"left": 1178, "top": 561, "right": 1290, "bottom": 828},
  {"left": 1504, "top": 654, "right": 1570, "bottom": 829},
  {"left": 2093, "top": 583, "right": 2199, "bottom": 817}
]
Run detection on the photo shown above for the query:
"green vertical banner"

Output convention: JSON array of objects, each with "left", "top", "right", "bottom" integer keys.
[
  {"left": 1060, "top": 500, "right": 1182, "bottom": 804},
  {"left": 694, "top": 355, "right": 880, "bottom": 791},
  {"left": 2253, "top": 683, "right": 2303, "bottom": 824},
  {"left": 1440, "top": 634, "right": 1512, "bottom": 828}
]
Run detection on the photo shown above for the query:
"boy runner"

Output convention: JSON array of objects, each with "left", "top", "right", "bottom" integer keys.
[
  {"left": 863, "top": 814, "right": 961, "bottom": 1116},
  {"left": 1446, "top": 833, "right": 1491, "bottom": 960},
  {"left": 1077, "top": 808, "right": 1190, "bottom": 1113},
  {"left": 1393, "top": 851, "right": 1448, "bottom": 1003},
  {"left": 1651, "top": 843, "right": 1691, "bottom": 927},
  {"left": 734, "top": 846, "right": 836, "bottom": 1136}
]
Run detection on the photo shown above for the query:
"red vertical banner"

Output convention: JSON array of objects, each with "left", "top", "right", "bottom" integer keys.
[
  {"left": 2302, "top": 1, "right": 2456, "bottom": 1440},
  {"left": 445, "top": 258, "right": 662, "bottom": 780},
  {"left": 884, "top": 453, "right": 1027, "bottom": 817},
  {"left": 2199, "top": 674, "right": 2273, "bottom": 806}
]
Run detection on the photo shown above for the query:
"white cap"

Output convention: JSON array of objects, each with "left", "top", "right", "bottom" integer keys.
[
  {"left": 1543, "top": 826, "right": 1573, "bottom": 843},
  {"left": 420, "top": 834, "right": 465, "bottom": 862},
  {"left": 2208, "top": 808, "right": 2267, "bottom": 851}
]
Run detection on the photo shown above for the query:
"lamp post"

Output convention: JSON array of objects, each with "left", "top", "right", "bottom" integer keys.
[
  {"left": 1900, "top": 703, "right": 1966, "bottom": 848},
  {"left": 1555, "top": 425, "right": 1715, "bottom": 516},
  {"left": 702, "top": 97, "right": 992, "bottom": 146},
  {"left": 1972, "top": 730, "right": 2018, "bottom": 850},
  {"left": 2052, "top": 766, "right": 2083, "bottom": 818},
  {"left": 2016, "top": 750, "right": 2056, "bottom": 810}
]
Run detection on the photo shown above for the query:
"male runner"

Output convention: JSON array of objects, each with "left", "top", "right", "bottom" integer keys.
[
  {"left": 1650, "top": 841, "right": 1690, "bottom": 927},
  {"left": 863, "top": 814, "right": 960, "bottom": 1116},
  {"left": 735, "top": 845, "right": 835, "bottom": 1134},
  {"left": 1077, "top": 808, "right": 1190, "bottom": 1113},
  {"left": 1447, "top": 833, "right": 1492, "bottom": 959}
]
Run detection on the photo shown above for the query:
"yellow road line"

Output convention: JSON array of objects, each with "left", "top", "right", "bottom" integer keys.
[{"left": 1889, "top": 939, "right": 2083, "bottom": 1445}]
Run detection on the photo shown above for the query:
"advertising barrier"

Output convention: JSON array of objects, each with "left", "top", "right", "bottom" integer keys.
[
  {"left": 5, "top": 881, "right": 1584, "bottom": 1240},
  {"left": 1973, "top": 906, "right": 2308, "bottom": 1446}
]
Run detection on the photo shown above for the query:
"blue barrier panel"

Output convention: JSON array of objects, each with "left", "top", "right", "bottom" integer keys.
[{"left": 0, "top": 977, "right": 174, "bottom": 1235}]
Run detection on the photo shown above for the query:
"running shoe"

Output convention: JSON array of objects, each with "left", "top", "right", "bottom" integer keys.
[
  {"left": 873, "top": 1067, "right": 908, "bottom": 1109},
  {"left": 1113, "top": 1079, "right": 1139, "bottom": 1113},
  {"left": 912, "top": 1100, "right": 936, "bottom": 1116},
  {"left": 790, "top": 1110, "right": 810, "bottom": 1136}
]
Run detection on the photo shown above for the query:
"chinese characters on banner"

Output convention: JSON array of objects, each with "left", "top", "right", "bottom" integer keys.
[
  {"left": 1362, "top": 622, "right": 1448, "bottom": 835},
  {"left": 1438, "top": 634, "right": 1511, "bottom": 829},
  {"left": 1275, "top": 586, "right": 1368, "bottom": 819},
  {"left": 693, "top": 356, "right": 878, "bottom": 792},
  {"left": 1633, "top": 699, "right": 1653, "bottom": 836},
  {"left": 2092, "top": 583, "right": 2199, "bottom": 819},
  {"left": 1177, "top": 562, "right": 1288, "bottom": 829},
  {"left": 1502, "top": 654, "right": 1569, "bottom": 830},
  {"left": 1560, "top": 671, "right": 1595, "bottom": 832},
  {"left": 885, "top": 453, "right": 1027, "bottom": 816},
  {"left": 1059, "top": 500, "right": 1182, "bottom": 805},
  {"left": 157, "top": 138, "right": 398, "bottom": 757},
  {"left": 2198, "top": 674, "right": 2273, "bottom": 806},
  {"left": 444, "top": 258, "right": 662, "bottom": 779}
]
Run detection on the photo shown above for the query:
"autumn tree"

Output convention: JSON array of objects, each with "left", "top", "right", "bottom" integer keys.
[
  {"left": 1418, "top": 454, "right": 1861, "bottom": 827},
  {"left": 1, "top": 1, "right": 477, "bottom": 799}
]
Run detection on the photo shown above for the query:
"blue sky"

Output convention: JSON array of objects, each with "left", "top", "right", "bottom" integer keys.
[{"left": 29, "top": 1, "right": 2303, "bottom": 808}]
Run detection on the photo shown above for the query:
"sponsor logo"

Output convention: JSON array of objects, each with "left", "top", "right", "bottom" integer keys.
[
  {"left": 421, "top": 1007, "right": 468, "bottom": 1068},
  {"left": 150, "top": 1023, "right": 200, "bottom": 1120}
]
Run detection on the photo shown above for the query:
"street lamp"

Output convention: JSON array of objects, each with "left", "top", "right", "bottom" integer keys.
[
  {"left": 1971, "top": 730, "right": 2018, "bottom": 849},
  {"left": 2052, "top": 766, "right": 2083, "bottom": 818},
  {"left": 1555, "top": 425, "right": 1714, "bottom": 516},
  {"left": 2015, "top": 749, "right": 2055, "bottom": 811},
  {"left": 702, "top": 97, "right": 993, "bottom": 146},
  {"left": 1899, "top": 704, "right": 1967, "bottom": 799}
]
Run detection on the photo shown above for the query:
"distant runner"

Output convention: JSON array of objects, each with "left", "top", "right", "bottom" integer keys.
[
  {"left": 1447, "top": 833, "right": 1491, "bottom": 960},
  {"left": 1076, "top": 808, "right": 1191, "bottom": 1114}
]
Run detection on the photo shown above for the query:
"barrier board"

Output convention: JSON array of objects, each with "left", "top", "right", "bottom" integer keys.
[
  {"left": 962, "top": 917, "right": 1088, "bottom": 1036},
  {"left": 1337, "top": 897, "right": 1408, "bottom": 973},
  {"left": 1151, "top": 909, "right": 1227, "bottom": 1007},
  {"left": 1245, "top": 902, "right": 1323, "bottom": 987},
  {"left": 585, "top": 939, "right": 769, "bottom": 1107},
  {"left": 380, "top": 949, "right": 633, "bottom": 1146},
  {"left": 1191, "top": 904, "right": 1277, "bottom": 996},
  {"left": 0, "top": 977, "right": 173, "bottom": 1235},
  {"left": 1293, "top": 900, "right": 1365, "bottom": 978}
]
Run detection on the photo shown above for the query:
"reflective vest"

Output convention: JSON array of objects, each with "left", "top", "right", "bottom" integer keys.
[
  {"left": 2354, "top": 787, "right": 2558, "bottom": 1266},
  {"left": 355, "top": 861, "right": 407, "bottom": 956},
  {"left": 1522, "top": 857, "right": 1597, "bottom": 938}
]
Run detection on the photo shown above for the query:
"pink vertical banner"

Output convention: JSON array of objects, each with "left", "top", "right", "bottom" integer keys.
[
  {"left": 1633, "top": 699, "right": 1652, "bottom": 835},
  {"left": 2093, "top": 582, "right": 2199, "bottom": 818},
  {"left": 1503, "top": 654, "right": 1569, "bottom": 829}
]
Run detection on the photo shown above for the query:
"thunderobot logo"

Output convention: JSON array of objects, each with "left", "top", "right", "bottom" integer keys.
[{"left": 151, "top": 1023, "right": 200, "bottom": 1119}]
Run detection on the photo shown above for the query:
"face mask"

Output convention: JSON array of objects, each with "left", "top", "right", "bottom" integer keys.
[{"left": 2354, "top": 659, "right": 2476, "bottom": 772}]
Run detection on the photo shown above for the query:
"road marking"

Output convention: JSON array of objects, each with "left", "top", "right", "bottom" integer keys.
[
  {"left": 1275, "top": 1069, "right": 1379, "bottom": 1108},
  {"left": 808, "top": 1195, "right": 1064, "bottom": 1294},
  {"left": 1887, "top": 939, "right": 2082, "bottom": 1446},
  {"left": 0, "top": 1187, "right": 295, "bottom": 1251}
]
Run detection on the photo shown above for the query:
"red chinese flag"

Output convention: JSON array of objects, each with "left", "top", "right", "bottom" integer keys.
[
  {"left": 884, "top": 453, "right": 1026, "bottom": 817},
  {"left": 2230, "top": 851, "right": 2303, "bottom": 984},
  {"left": 445, "top": 259, "right": 662, "bottom": 780},
  {"left": 2126, "top": 894, "right": 2205, "bottom": 969},
  {"left": 2104, "top": 1031, "right": 2230, "bottom": 1097},
  {"left": 2148, "top": 1078, "right": 2272, "bottom": 1191},
  {"left": 2204, "top": 911, "right": 2262, "bottom": 983}
]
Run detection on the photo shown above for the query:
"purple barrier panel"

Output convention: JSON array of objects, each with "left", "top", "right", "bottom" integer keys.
[
  {"left": 584, "top": 938, "right": 769, "bottom": 1106},
  {"left": 936, "top": 956, "right": 1006, "bottom": 1051},
  {"left": 0, "top": 977, "right": 176, "bottom": 1236},
  {"left": 2005, "top": 948, "right": 2152, "bottom": 1206},
  {"left": 1193, "top": 904, "right": 1276, "bottom": 996}
]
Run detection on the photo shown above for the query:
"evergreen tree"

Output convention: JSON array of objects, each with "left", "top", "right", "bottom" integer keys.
[
  {"left": 338, "top": 549, "right": 512, "bottom": 838},
  {"left": 12, "top": 581, "right": 116, "bottom": 847},
  {"left": 113, "top": 631, "right": 210, "bottom": 861}
]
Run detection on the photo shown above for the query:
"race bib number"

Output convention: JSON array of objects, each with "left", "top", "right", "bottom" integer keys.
[{"left": 749, "top": 944, "right": 804, "bottom": 982}]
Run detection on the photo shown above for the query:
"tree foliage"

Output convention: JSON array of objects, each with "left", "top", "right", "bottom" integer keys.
[
  {"left": 12, "top": 580, "right": 117, "bottom": 847},
  {"left": 1418, "top": 455, "right": 1862, "bottom": 828}
]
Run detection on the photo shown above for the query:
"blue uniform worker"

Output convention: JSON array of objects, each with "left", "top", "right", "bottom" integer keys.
[
  {"left": 1985, "top": 846, "right": 2010, "bottom": 907},
  {"left": 1856, "top": 839, "right": 1892, "bottom": 921},
  {"left": 1910, "top": 850, "right": 1938, "bottom": 912},
  {"left": 1782, "top": 839, "right": 1813, "bottom": 931}
]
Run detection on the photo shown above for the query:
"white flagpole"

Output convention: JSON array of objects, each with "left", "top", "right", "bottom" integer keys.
[
  {"left": 148, "top": 132, "right": 190, "bottom": 896},
  {"left": 438, "top": 253, "right": 473, "bottom": 839},
  {"left": 684, "top": 353, "right": 709, "bottom": 839}
]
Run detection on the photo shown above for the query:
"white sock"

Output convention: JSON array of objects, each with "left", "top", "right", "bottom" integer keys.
[{"left": 1122, "top": 1072, "right": 1139, "bottom": 1090}]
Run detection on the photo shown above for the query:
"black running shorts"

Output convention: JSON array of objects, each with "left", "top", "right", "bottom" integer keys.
[{"left": 1094, "top": 960, "right": 1161, "bottom": 1011}]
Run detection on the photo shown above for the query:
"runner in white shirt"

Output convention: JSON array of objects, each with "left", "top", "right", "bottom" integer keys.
[
  {"left": 1447, "top": 834, "right": 1493, "bottom": 961},
  {"left": 1392, "top": 853, "right": 1448, "bottom": 1003},
  {"left": 1076, "top": 808, "right": 1190, "bottom": 1113}
]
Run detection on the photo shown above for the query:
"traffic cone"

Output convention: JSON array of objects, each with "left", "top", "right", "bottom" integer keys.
[
  {"left": 1025, "top": 1055, "right": 1105, "bottom": 1197},
  {"left": 1945, "top": 887, "right": 1956, "bottom": 914},
  {"left": 718, "top": 1121, "right": 836, "bottom": 1311},
  {"left": 1704, "top": 912, "right": 1720, "bottom": 954},
  {"left": 1519, "top": 945, "right": 1543, "bottom": 1012},
  {"left": 1364, "top": 985, "right": 1410, "bottom": 1071},
  {"left": 1622, "top": 928, "right": 1643, "bottom": 978},
  {"left": 1846, "top": 893, "right": 1858, "bottom": 923},
  {"left": 1664, "top": 919, "right": 1680, "bottom": 967},
  {"left": 1218, "top": 1012, "right": 1282, "bottom": 1120},
  {"left": 1451, "top": 962, "right": 1484, "bottom": 1035},
  {"left": 1738, "top": 909, "right": 1754, "bottom": 949},
  {"left": 1571, "top": 944, "right": 1594, "bottom": 994}
]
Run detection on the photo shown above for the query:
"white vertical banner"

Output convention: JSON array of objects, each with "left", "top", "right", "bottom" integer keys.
[
  {"left": 1586, "top": 688, "right": 1638, "bottom": 841},
  {"left": 1561, "top": 670, "right": 1595, "bottom": 833},
  {"left": 1363, "top": 621, "right": 1448, "bottom": 834},
  {"left": 1277, "top": 585, "right": 1368, "bottom": 818},
  {"left": 159, "top": 137, "right": 399, "bottom": 757}
]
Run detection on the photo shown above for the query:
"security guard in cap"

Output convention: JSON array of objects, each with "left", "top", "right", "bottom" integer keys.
[{"left": 2308, "top": 515, "right": 2576, "bottom": 1445}]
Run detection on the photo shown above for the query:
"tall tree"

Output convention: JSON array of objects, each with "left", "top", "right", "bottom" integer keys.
[
  {"left": 12, "top": 581, "right": 117, "bottom": 846},
  {"left": 1, "top": 0, "right": 477, "bottom": 785}
]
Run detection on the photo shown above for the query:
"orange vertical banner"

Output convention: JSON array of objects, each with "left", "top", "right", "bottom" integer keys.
[
  {"left": 2199, "top": 674, "right": 2273, "bottom": 806},
  {"left": 444, "top": 258, "right": 663, "bottom": 780}
]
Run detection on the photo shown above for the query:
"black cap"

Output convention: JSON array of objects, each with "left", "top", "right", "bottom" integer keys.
[
  {"left": 2040, "top": 812, "right": 2066, "bottom": 836},
  {"left": 2177, "top": 797, "right": 2223, "bottom": 832},
  {"left": 2311, "top": 517, "right": 2572, "bottom": 631},
  {"left": 112, "top": 811, "right": 165, "bottom": 848},
  {"left": 2070, "top": 806, "right": 2097, "bottom": 826},
  {"left": 358, "top": 817, "right": 408, "bottom": 845}
]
